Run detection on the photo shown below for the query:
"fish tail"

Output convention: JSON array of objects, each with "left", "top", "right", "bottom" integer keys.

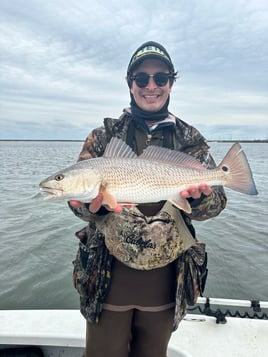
[{"left": 218, "top": 143, "right": 258, "bottom": 195}]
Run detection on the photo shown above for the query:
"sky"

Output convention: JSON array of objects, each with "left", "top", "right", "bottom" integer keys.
[{"left": 0, "top": 0, "right": 267, "bottom": 140}]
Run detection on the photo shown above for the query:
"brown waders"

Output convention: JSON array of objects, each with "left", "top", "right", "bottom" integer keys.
[{"left": 85, "top": 307, "right": 174, "bottom": 357}]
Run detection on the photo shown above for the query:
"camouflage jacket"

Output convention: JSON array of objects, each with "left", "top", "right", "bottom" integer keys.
[{"left": 71, "top": 109, "right": 227, "bottom": 330}]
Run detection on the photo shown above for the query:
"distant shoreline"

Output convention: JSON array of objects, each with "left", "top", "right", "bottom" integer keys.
[
  {"left": 0, "top": 139, "right": 267, "bottom": 143},
  {"left": 0, "top": 139, "right": 84, "bottom": 142}
]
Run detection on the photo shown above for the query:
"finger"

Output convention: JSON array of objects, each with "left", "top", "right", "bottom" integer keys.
[
  {"left": 181, "top": 184, "right": 212, "bottom": 199},
  {"left": 180, "top": 190, "right": 191, "bottom": 198},
  {"left": 89, "top": 193, "right": 104, "bottom": 213},
  {"left": 69, "top": 200, "right": 84, "bottom": 208},
  {"left": 182, "top": 184, "right": 201, "bottom": 199},
  {"left": 199, "top": 183, "right": 212, "bottom": 195},
  {"left": 189, "top": 188, "right": 201, "bottom": 199},
  {"left": 112, "top": 205, "right": 123, "bottom": 213}
]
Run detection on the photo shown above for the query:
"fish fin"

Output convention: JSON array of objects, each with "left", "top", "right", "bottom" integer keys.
[
  {"left": 104, "top": 137, "right": 137, "bottom": 159},
  {"left": 92, "top": 183, "right": 120, "bottom": 211},
  {"left": 218, "top": 143, "right": 258, "bottom": 195},
  {"left": 169, "top": 197, "right": 192, "bottom": 214},
  {"left": 118, "top": 202, "right": 136, "bottom": 209},
  {"left": 140, "top": 146, "right": 205, "bottom": 170}
]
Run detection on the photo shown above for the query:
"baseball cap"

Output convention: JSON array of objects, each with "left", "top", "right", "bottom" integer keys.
[{"left": 127, "top": 41, "right": 176, "bottom": 77}]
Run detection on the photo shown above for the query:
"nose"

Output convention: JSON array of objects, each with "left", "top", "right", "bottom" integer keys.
[{"left": 146, "top": 76, "right": 157, "bottom": 89}]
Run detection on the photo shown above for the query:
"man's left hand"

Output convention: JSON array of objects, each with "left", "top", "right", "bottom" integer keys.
[{"left": 180, "top": 183, "right": 212, "bottom": 200}]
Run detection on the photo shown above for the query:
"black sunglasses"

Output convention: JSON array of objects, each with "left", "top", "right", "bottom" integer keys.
[{"left": 130, "top": 72, "right": 174, "bottom": 88}]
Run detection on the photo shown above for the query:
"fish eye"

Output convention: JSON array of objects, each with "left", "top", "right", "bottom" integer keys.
[{"left": 55, "top": 174, "right": 64, "bottom": 181}]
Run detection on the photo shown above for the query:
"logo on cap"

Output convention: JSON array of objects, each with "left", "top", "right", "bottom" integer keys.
[{"left": 129, "top": 45, "right": 171, "bottom": 69}]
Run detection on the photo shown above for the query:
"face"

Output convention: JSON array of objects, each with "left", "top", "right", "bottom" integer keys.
[{"left": 130, "top": 59, "right": 173, "bottom": 112}]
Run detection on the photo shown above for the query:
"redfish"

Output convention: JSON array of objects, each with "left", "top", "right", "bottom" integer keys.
[{"left": 39, "top": 138, "right": 258, "bottom": 213}]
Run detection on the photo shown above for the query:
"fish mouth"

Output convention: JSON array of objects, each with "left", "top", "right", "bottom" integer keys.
[{"left": 39, "top": 187, "right": 63, "bottom": 200}]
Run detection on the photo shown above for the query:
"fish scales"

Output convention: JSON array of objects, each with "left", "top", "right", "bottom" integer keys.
[
  {"left": 87, "top": 157, "right": 218, "bottom": 203},
  {"left": 39, "top": 137, "right": 258, "bottom": 213}
]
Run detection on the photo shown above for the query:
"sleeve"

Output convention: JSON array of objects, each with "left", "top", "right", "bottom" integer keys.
[
  {"left": 68, "top": 126, "right": 109, "bottom": 221},
  {"left": 189, "top": 186, "right": 227, "bottom": 221},
  {"left": 77, "top": 126, "right": 108, "bottom": 161}
]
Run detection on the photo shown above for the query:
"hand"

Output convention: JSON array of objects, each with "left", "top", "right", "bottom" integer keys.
[
  {"left": 69, "top": 194, "right": 123, "bottom": 214},
  {"left": 180, "top": 183, "right": 212, "bottom": 200},
  {"left": 89, "top": 192, "right": 123, "bottom": 213}
]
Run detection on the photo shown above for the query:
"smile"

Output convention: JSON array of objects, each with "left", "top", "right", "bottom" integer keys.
[{"left": 143, "top": 94, "right": 160, "bottom": 98}]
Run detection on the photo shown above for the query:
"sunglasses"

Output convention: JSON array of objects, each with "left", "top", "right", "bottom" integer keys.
[{"left": 130, "top": 72, "right": 174, "bottom": 88}]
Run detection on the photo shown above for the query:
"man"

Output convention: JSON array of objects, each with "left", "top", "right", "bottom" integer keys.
[{"left": 70, "top": 41, "right": 227, "bottom": 357}]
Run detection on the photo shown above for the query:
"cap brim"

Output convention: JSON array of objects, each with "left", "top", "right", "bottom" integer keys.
[{"left": 129, "top": 54, "right": 173, "bottom": 74}]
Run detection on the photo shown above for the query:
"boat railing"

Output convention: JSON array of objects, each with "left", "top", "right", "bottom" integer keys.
[{"left": 187, "top": 297, "right": 268, "bottom": 324}]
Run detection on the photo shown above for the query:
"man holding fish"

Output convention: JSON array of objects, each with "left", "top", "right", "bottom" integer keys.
[{"left": 40, "top": 41, "right": 257, "bottom": 356}]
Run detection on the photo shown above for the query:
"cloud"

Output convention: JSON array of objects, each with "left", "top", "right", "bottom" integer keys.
[{"left": 0, "top": 0, "right": 268, "bottom": 139}]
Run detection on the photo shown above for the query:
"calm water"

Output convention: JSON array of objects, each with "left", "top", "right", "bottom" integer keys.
[{"left": 0, "top": 141, "right": 267, "bottom": 310}]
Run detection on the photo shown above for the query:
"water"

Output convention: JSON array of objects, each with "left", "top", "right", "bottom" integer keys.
[{"left": 0, "top": 141, "right": 267, "bottom": 310}]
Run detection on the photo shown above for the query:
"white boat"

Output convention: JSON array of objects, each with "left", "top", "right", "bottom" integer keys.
[{"left": 0, "top": 297, "right": 267, "bottom": 357}]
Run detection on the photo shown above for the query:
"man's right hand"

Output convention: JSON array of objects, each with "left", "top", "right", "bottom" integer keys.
[{"left": 69, "top": 193, "right": 123, "bottom": 213}]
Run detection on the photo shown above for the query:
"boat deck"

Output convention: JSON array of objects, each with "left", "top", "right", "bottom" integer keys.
[{"left": 0, "top": 309, "right": 267, "bottom": 356}]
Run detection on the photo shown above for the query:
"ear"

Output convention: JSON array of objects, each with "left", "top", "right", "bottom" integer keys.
[
  {"left": 169, "top": 72, "right": 178, "bottom": 88},
  {"left": 169, "top": 80, "right": 175, "bottom": 88},
  {"left": 125, "top": 76, "right": 132, "bottom": 88}
]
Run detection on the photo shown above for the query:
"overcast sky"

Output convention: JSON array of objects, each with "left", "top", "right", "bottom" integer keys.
[{"left": 1, "top": 0, "right": 267, "bottom": 140}]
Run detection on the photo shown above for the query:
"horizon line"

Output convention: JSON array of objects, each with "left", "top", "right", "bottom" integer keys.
[{"left": 1, "top": 139, "right": 268, "bottom": 143}]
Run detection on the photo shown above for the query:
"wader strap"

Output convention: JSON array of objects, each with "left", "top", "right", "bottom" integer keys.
[{"left": 162, "top": 201, "right": 196, "bottom": 251}]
